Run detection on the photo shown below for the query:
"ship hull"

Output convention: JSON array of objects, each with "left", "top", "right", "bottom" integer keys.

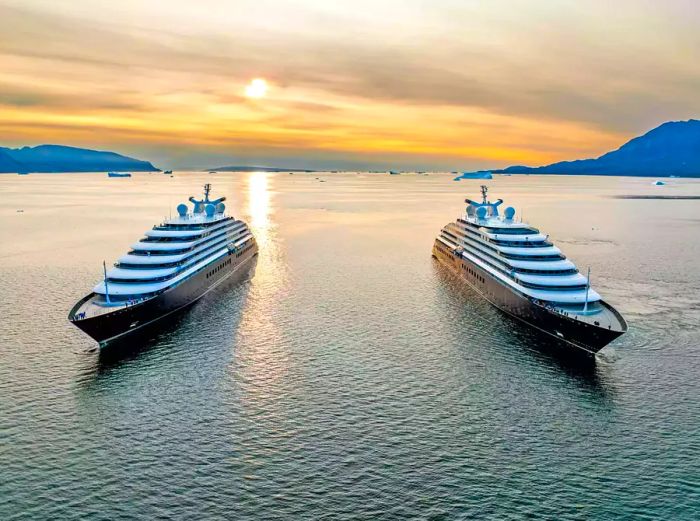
[
  {"left": 432, "top": 241, "right": 623, "bottom": 355},
  {"left": 69, "top": 243, "right": 257, "bottom": 347}
]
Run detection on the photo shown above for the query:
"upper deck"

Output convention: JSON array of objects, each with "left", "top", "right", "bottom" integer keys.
[
  {"left": 438, "top": 185, "right": 612, "bottom": 308},
  {"left": 160, "top": 212, "right": 229, "bottom": 227},
  {"left": 79, "top": 184, "right": 252, "bottom": 302}
]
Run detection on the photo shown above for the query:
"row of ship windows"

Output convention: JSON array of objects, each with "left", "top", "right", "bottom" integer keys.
[
  {"left": 206, "top": 258, "right": 232, "bottom": 278},
  {"left": 451, "top": 225, "right": 563, "bottom": 260},
  {"left": 488, "top": 239, "right": 552, "bottom": 248},
  {"left": 523, "top": 282, "right": 588, "bottom": 291},
  {"left": 458, "top": 220, "right": 539, "bottom": 235},
  {"left": 142, "top": 222, "right": 243, "bottom": 243},
  {"left": 154, "top": 220, "right": 227, "bottom": 231},
  {"left": 107, "top": 276, "right": 169, "bottom": 284},
  {"left": 443, "top": 231, "right": 511, "bottom": 277},
  {"left": 130, "top": 232, "right": 241, "bottom": 257},
  {"left": 518, "top": 267, "right": 577, "bottom": 275},
  {"left": 441, "top": 238, "right": 582, "bottom": 292},
  {"left": 440, "top": 236, "right": 548, "bottom": 286},
  {"left": 438, "top": 236, "right": 576, "bottom": 277},
  {"left": 460, "top": 222, "right": 542, "bottom": 241},
  {"left": 455, "top": 230, "right": 564, "bottom": 262},
  {"left": 204, "top": 242, "right": 254, "bottom": 279},
  {"left": 456, "top": 224, "right": 547, "bottom": 247},
  {"left": 462, "top": 263, "right": 485, "bottom": 284},
  {"left": 456, "top": 242, "right": 515, "bottom": 280},
  {"left": 104, "top": 242, "right": 252, "bottom": 300},
  {"left": 110, "top": 244, "right": 238, "bottom": 282},
  {"left": 136, "top": 226, "right": 240, "bottom": 249},
  {"left": 119, "top": 234, "right": 250, "bottom": 271},
  {"left": 457, "top": 234, "right": 516, "bottom": 269}
]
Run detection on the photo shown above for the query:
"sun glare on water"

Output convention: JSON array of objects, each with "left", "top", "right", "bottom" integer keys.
[{"left": 245, "top": 78, "right": 268, "bottom": 98}]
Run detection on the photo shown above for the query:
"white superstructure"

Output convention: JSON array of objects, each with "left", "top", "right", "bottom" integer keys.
[
  {"left": 94, "top": 184, "right": 254, "bottom": 302},
  {"left": 436, "top": 186, "right": 601, "bottom": 313}
]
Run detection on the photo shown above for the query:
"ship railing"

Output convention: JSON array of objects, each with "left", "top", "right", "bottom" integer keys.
[{"left": 531, "top": 298, "right": 605, "bottom": 323}]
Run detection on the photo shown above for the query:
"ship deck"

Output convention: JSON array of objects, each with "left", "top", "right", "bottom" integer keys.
[
  {"left": 69, "top": 293, "right": 148, "bottom": 320},
  {"left": 547, "top": 300, "right": 627, "bottom": 332}
]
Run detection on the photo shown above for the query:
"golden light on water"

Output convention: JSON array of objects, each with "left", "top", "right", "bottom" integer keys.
[
  {"left": 247, "top": 171, "right": 271, "bottom": 233},
  {"left": 236, "top": 173, "right": 289, "bottom": 392},
  {"left": 244, "top": 78, "right": 268, "bottom": 99}
]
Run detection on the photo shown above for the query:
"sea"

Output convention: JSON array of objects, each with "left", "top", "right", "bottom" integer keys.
[{"left": 1, "top": 172, "right": 699, "bottom": 519}]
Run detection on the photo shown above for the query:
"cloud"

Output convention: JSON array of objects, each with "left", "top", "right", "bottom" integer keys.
[{"left": 1, "top": 1, "right": 699, "bottom": 168}]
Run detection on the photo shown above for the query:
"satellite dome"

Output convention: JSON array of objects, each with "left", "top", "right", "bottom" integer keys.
[
  {"left": 176, "top": 203, "right": 188, "bottom": 217},
  {"left": 216, "top": 202, "right": 225, "bottom": 214},
  {"left": 205, "top": 204, "right": 216, "bottom": 217},
  {"left": 504, "top": 207, "right": 516, "bottom": 220},
  {"left": 476, "top": 207, "right": 487, "bottom": 219}
]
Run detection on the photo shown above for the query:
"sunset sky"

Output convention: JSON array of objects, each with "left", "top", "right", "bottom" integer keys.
[{"left": 1, "top": 0, "right": 698, "bottom": 170}]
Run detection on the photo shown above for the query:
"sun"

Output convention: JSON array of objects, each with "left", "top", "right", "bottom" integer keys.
[{"left": 245, "top": 78, "right": 268, "bottom": 98}]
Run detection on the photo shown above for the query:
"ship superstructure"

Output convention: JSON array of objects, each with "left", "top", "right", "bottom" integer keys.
[
  {"left": 433, "top": 186, "right": 626, "bottom": 354},
  {"left": 69, "top": 184, "right": 257, "bottom": 346}
]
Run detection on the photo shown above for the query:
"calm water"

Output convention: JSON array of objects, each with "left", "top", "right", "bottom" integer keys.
[{"left": 1, "top": 172, "right": 699, "bottom": 519}]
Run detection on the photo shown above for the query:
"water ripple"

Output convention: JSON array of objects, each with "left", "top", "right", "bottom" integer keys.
[{"left": 1, "top": 173, "right": 699, "bottom": 519}]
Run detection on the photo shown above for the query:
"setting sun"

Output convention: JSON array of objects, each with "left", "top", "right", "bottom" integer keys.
[{"left": 244, "top": 78, "right": 268, "bottom": 99}]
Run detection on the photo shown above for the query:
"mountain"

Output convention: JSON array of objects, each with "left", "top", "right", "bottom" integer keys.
[
  {"left": 0, "top": 149, "right": 25, "bottom": 173},
  {"left": 499, "top": 119, "right": 700, "bottom": 177},
  {"left": 208, "top": 165, "right": 315, "bottom": 172},
  {"left": 0, "top": 145, "right": 159, "bottom": 173}
]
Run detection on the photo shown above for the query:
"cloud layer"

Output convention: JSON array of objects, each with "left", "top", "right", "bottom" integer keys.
[{"left": 1, "top": 0, "right": 698, "bottom": 169}]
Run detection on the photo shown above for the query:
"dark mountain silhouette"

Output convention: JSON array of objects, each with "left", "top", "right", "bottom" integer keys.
[
  {"left": 0, "top": 149, "right": 25, "bottom": 173},
  {"left": 0, "top": 145, "right": 159, "bottom": 173},
  {"left": 499, "top": 119, "right": 700, "bottom": 177}
]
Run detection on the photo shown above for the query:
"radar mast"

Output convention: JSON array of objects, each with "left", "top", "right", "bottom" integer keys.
[{"left": 481, "top": 185, "right": 489, "bottom": 204}]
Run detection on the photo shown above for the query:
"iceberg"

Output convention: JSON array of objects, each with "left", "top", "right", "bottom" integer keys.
[{"left": 453, "top": 171, "right": 493, "bottom": 181}]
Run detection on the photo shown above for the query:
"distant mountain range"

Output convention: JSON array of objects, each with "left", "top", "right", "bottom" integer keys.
[
  {"left": 3, "top": 120, "right": 698, "bottom": 176},
  {"left": 207, "top": 165, "right": 316, "bottom": 172},
  {"left": 498, "top": 119, "right": 700, "bottom": 177},
  {"left": 0, "top": 145, "right": 159, "bottom": 173}
]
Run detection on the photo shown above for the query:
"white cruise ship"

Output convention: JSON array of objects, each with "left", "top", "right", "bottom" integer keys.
[
  {"left": 433, "top": 186, "right": 626, "bottom": 354},
  {"left": 69, "top": 184, "right": 257, "bottom": 346}
]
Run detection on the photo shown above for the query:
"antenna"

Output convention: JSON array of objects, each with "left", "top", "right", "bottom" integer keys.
[
  {"left": 583, "top": 266, "right": 591, "bottom": 312},
  {"left": 480, "top": 185, "right": 488, "bottom": 204},
  {"left": 103, "top": 260, "right": 111, "bottom": 304},
  {"left": 203, "top": 183, "right": 212, "bottom": 202}
]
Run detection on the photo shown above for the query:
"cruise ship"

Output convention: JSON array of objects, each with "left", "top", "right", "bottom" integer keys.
[
  {"left": 433, "top": 186, "right": 627, "bottom": 354},
  {"left": 69, "top": 184, "right": 257, "bottom": 347}
]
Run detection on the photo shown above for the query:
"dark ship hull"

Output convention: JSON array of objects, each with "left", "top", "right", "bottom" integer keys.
[
  {"left": 433, "top": 240, "right": 625, "bottom": 355},
  {"left": 69, "top": 243, "right": 257, "bottom": 347}
]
